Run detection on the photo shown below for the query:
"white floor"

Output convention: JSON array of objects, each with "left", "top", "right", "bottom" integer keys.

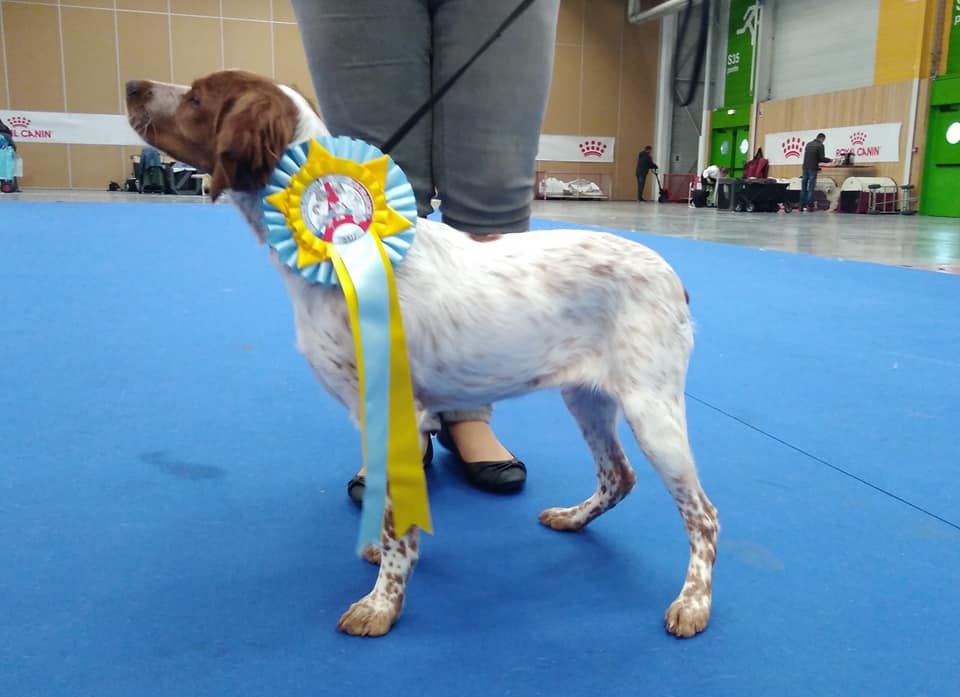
[
  {"left": 532, "top": 200, "right": 960, "bottom": 273},
  {"left": 5, "top": 189, "right": 960, "bottom": 273}
]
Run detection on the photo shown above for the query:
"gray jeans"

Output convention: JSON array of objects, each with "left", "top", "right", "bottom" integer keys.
[{"left": 292, "top": 0, "right": 560, "bottom": 431}]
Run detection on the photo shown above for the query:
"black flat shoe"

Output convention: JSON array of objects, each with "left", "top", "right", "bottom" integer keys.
[
  {"left": 347, "top": 437, "right": 433, "bottom": 507},
  {"left": 437, "top": 423, "right": 526, "bottom": 493}
]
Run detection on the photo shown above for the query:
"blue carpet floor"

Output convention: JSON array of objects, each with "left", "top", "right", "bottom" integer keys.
[{"left": 1, "top": 201, "right": 958, "bottom": 696}]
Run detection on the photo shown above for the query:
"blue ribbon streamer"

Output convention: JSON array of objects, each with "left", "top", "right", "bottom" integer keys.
[{"left": 335, "top": 233, "right": 393, "bottom": 551}]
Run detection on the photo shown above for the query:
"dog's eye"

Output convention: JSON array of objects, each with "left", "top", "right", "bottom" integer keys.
[{"left": 187, "top": 95, "right": 200, "bottom": 108}]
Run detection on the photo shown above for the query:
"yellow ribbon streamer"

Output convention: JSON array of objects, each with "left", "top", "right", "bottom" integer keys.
[{"left": 374, "top": 234, "right": 432, "bottom": 536}]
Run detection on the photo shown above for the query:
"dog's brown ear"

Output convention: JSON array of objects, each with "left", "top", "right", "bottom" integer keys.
[{"left": 210, "top": 89, "right": 296, "bottom": 201}]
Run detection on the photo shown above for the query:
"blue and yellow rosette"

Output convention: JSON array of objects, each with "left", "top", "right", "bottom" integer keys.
[{"left": 261, "top": 136, "right": 431, "bottom": 553}]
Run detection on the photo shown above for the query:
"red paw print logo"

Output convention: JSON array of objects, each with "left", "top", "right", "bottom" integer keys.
[
  {"left": 8, "top": 116, "right": 30, "bottom": 128},
  {"left": 579, "top": 139, "right": 607, "bottom": 157},
  {"left": 781, "top": 137, "right": 803, "bottom": 159},
  {"left": 849, "top": 131, "right": 867, "bottom": 145}
]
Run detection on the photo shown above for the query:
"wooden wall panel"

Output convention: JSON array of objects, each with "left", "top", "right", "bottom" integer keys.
[
  {"left": 171, "top": 1, "right": 220, "bottom": 16},
  {"left": 543, "top": 44, "right": 581, "bottom": 135},
  {"left": 70, "top": 145, "right": 126, "bottom": 189},
  {"left": 222, "top": 0, "right": 271, "bottom": 21},
  {"left": 0, "top": 15, "right": 8, "bottom": 110},
  {"left": 583, "top": 0, "right": 623, "bottom": 45},
  {"left": 62, "top": 7, "right": 118, "bottom": 114},
  {"left": 556, "top": 0, "right": 583, "bottom": 44},
  {"left": 171, "top": 15, "right": 223, "bottom": 84},
  {"left": 537, "top": 0, "right": 658, "bottom": 201},
  {"left": 581, "top": 39, "right": 620, "bottom": 136},
  {"left": 17, "top": 143, "right": 69, "bottom": 188},
  {"left": 273, "top": 0, "right": 297, "bottom": 23},
  {"left": 4, "top": 2, "right": 63, "bottom": 111},
  {"left": 756, "top": 80, "right": 916, "bottom": 183},
  {"left": 616, "top": 22, "right": 659, "bottom": 201},
  {"left": 223, "top": 19, "right": 272, "bottom": 74},
  {"left": 273, "top": 22, "right": 318, "bottom": 107},
  {"left": 117, "top": 12, "right": 172, "bottom": 87},
  {"left": 117, "top": 0, "right": 167, "bottom": 12}
]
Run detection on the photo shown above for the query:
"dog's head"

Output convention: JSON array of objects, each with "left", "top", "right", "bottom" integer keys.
[{"left": 126, "top": 70, "right": 302, "bottom": 201}]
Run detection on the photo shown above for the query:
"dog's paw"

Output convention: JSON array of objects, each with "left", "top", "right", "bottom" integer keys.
[
  {"left": 664, "top": 595, "right": 711, "bottom": 638},
  {"left": 337, "top": 593, "right": 399, "bottom": 637},
  {"left": 361, "top": 544, "right": 381, "bottom": 566},
  {"left": 539, "top": 507, "right": 586, "bottom": 532}
]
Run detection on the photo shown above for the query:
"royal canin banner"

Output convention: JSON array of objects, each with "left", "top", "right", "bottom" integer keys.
[
  {"left": 0, "top": 110, "right": 146, "bottom": 146},
  {"left": 765, "top": 122, "right": 902, "bottom": 165},
  {"left": 536, "top": 134, "right": 616, "bottom": 163}
]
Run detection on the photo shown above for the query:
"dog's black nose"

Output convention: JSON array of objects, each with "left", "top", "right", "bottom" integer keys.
[{"left": 126, "top": 80, "right": 141, "bottom": 98}]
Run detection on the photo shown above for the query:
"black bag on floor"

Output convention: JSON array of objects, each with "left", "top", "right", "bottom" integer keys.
[
  {"left": 691, "top": 189, "right": 708, "bottom": 208},
  {"left": 140, "top": 165, "right": 167, "bottom": 194}
]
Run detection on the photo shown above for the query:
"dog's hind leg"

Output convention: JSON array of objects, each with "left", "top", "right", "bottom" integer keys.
[
  {"left": 337, "top": 496, "right": 420, "bottom": 637},
  {"left": 619, "top": 387, "right": 718, "bottom": 639},
  {"left": 539, "top": 386, "right": 637, "bottom": 532}
]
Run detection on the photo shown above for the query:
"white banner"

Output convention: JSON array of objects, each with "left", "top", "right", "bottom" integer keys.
[
  {"left": 536, "top": 134, "right": 616, "bottom": 163},
  {"left": 2, "top": 113, "right": 621, "bottom": 165},
  {"left": 0, "top": 110, "right": 146, "bottom": 146},
  {"left": 764, "top": 122, "right": 901, "bottom": 165}
]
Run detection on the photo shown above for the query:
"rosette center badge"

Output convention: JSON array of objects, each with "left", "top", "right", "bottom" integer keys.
[{"left": 301, "top": 174, "right": 373, "bottom": 245}]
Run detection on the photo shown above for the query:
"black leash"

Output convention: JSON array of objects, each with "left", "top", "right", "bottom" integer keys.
[
  {"left": 379, "top": 0, "right": 538, "bottom": 154},
  {"left": 673, "top": 0, "right": 711, "bottom": 108}
]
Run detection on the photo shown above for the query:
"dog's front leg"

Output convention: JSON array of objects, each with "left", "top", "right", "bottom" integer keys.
[{"left": 337, "top": 495, "right": 420, "bottom": 637}]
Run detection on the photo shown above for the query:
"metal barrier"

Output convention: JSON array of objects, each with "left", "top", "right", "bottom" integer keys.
[
  {"left": 866, "top": 183, "right": 918, "bottom": 215},
  {"left": 899, "top": 185, "right": 918, "bottom": 215}
]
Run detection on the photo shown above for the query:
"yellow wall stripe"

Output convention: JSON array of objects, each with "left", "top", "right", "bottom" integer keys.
[{"left": 874, "top": 0, "right": 937, "bottom": 84}]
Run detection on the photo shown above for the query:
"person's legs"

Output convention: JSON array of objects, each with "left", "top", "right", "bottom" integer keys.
[
  {"left": 293, "top": 0, "right": 437, "bottom": 498},
  {"left": 293, "top": 0, "right": 558, "bottom": 491},
  {"left": 800, "top": 170, "right": 814, "bottom": 209},
  {"left": 427, "top": 0, "right": 559, "bottom": 479},
  {"left": 705, "top": 177, "right": 716, "bottom": 206},
  {"left": 637, "top": 171, "right": 648, "bottom": 200},
  {"left": 430, "top": 0, "right": 561, "bottom": 233},
  {"left": 291, "top": 0, "right": 435, "bottom": 217}
]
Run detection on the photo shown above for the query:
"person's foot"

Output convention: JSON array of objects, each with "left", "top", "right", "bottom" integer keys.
[
  {"left": 347, "top": 435, "right": 433, "bottom": 507},
  {"left": 438, "top": 420, "right": 526, "bottom": 493},
  {"left": 443, "top": 420, "right": 512, "bottom": 462}
]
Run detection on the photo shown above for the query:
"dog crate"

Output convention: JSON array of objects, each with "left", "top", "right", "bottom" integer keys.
[{"left": 837, "top": 176, "right": 898, "bottom": 214}]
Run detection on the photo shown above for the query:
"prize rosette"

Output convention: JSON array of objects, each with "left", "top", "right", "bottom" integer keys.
[{"left": 262, "top": 137, "right": 432, "bottom": 552}]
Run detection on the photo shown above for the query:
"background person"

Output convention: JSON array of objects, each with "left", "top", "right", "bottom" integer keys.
[
  {"left": 800, "top": 133, "right": 832, "bottom": 211},
  {"left": 635, "top": 145, "right": 657, "bottom": 201}
]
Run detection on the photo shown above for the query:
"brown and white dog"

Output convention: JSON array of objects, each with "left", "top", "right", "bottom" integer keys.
[{"left": 126, "top": 70, "right": 719, "bottom": 639}]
